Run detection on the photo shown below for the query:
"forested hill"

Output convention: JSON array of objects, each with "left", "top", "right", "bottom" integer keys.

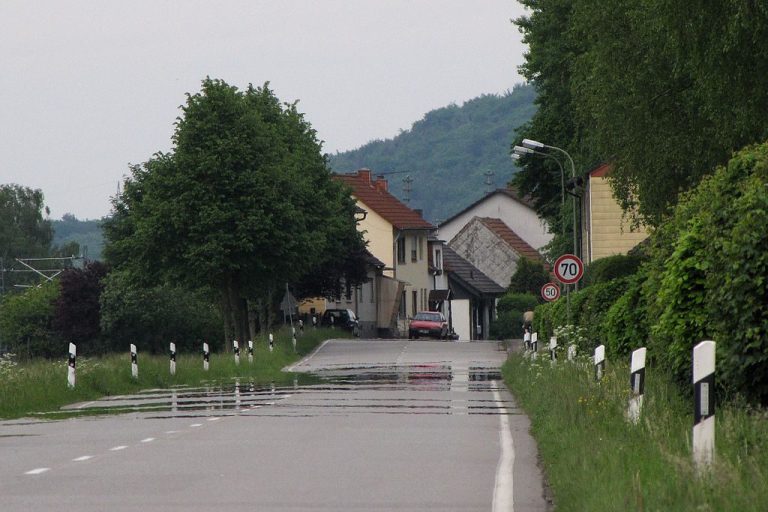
[
  {"left": 329, "top": 83, "right": 536, "bottom": 223},
  {"left": 51, "top": 214, "right": 104, "bottom": 260}
]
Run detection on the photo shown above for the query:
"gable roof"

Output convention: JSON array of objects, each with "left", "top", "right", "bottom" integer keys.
[
  {"left": 442, "top": 246, "right": 505, "bottom": 296},
  {"left": 589, "top": 162, "right": 612, "bottom": 178},
  {"left": 476, "top": 217, "right": 546, "bottom": 264},
  {"left": 334, "top": 169, "right": 435, "bottom": 230},
  {"left": 439, "top": 186, "right": 534, "bottom": 227}
]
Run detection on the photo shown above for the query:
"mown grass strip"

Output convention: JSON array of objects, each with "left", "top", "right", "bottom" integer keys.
[
  {"left": 0, "top": 327, "right": 339, "bottom": 420},
  {"left": 502, "top": 352, "right": 768, "bottom": 512}
]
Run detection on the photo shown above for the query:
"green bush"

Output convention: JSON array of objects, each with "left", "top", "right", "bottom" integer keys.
[
  {"left": 603, "top": 271, "right": 649, "bottom": 357},
  {"left": 582, "top": 254, "right": 643, "bottom": 287},
  {"left": 490, "top": 292, "right": 539, "bottom": 338},
  {"left": 0, "top": 282, "right": 62, "bottom": 358},
  {"left": 100, "top": 271, "right": 222, "bottom": 355}
]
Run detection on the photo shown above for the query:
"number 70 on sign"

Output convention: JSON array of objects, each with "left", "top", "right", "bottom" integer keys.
[{"left": 554, "top": 254, "right": 584, "bottom": 285}]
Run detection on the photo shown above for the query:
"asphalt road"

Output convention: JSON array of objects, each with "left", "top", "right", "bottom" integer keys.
[{"left": 0, "top": 339, "right": 547, "bottom": 511}]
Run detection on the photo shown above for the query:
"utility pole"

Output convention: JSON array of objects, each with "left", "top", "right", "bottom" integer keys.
[
  {"left": 483, "top": 170, "right": 495, "bottom": 194},
  {"left": 402, "top": 175, "right": 413, "bottom": 204}
]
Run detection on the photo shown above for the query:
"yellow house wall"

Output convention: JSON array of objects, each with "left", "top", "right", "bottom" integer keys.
[
  {"left": 396, "top": 231, "right": 432, "bottom": 317},
  {"left": 588, "top": 176, "right": 650, "bottom": 262},
  {"left": 356, "top": 199, "right": 394, "bottom": 277}
]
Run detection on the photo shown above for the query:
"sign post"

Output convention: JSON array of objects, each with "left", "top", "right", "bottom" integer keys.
[
  {"left": 693, "top": 341, "right": 716, "bottom": 471},
  {"left": 130, "top": 344, "right": 138, "bottom": 379},
  {"left": 627, "top": 347, "right": 646, "bottom": 424},
  {"left": 169, "top": 342, "right": 176, "bottom": 376},
  {"left": 67, "top": 343, "right": 76, "bottom": 388}
]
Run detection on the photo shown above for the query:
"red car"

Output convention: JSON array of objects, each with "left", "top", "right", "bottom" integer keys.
[{"left": 408, "top": 311, "right": 449, "bottom": 340}]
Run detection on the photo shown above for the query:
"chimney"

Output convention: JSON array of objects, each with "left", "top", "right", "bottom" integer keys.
[
  {"left": 374, "top": 176, "right": 388, "bottom": 192},
  {"left": 357, "top": 168, "right": 372, "bottom": 183}
]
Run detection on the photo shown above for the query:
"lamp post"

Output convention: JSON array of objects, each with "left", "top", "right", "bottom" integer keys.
[
  {"left": 513, "top": 145, "right": 566, "bottom": 236},
  {"left": 521, "top": 139, "right": 578, "bottom": 258}
]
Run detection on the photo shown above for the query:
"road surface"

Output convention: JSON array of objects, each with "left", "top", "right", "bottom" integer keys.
[{"left": 0, "top": 339, "right": 548, "bottom": 511}]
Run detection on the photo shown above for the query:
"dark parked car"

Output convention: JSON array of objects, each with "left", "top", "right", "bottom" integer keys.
[
  {"left": 408, "top": 311, "right": 449, "bottom": 340},
  {"left": 321, "top": 308, "right": 360, "bottom": 336}
]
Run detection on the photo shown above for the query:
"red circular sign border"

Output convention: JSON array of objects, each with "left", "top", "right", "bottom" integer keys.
[
  {"left": 553, "top": 254, "right": 584, "bottom": 285},
  {"left": 541, "top": 282, "right": 560, "bottom": 302}
]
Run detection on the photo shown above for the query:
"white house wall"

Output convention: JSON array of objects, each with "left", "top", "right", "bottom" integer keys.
[
  {"left": 438, "top": 193, "right": 551, "bottom": 251},
  {"left": 451, "top": 299, "right": 472, "bottom": 341}
]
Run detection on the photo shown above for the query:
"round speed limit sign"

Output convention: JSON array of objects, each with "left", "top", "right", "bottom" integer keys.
[
  {"left": 541, "top": 282, "right": 560, "bottom": 302},
  {"left": 554, "top": 254, "right": 584, "bottom": 284}
]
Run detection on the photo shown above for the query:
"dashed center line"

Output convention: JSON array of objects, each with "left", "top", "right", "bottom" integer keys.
[
  {"left": 140, "top": 437, "right": 155, "bottom": 443},
  {"left": 109, "top": 445, "right": 128, "bottom": 451},
  {"left": 25, "top": 468, "right": 50, "bottom": 475},
  {"left": 207, "top": 417, "right": 220, "bottom": 422},
  {"left": 73, "top": 455, "right": 93, "bottom": 462},
  {"left": 190, "top": 423, "right": 203, "bottom": 428}
]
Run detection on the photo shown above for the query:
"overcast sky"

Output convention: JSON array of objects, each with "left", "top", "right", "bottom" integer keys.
[{"left": 1, "top": 1, "right": 529, "bottom": 220}]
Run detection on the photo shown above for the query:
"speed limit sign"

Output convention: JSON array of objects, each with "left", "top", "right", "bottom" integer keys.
[
  {"left": 554, "top": 254, "right": 584, "bottom": 284},
  {"left": 541, "top": 282, "right": 560, "bottom": 302}
]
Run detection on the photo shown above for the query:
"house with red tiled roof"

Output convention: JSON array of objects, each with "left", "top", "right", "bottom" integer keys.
[
  {"left": 438, "top": 187, "right": 552, "bottom": 252},
  {"left": 449, "top": 216, "right": 547, "bottom": 289},
  {"left": 334, "top": 169, "right": 436, "bottom": 335}
]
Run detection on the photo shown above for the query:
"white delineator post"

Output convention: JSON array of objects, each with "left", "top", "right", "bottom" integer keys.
[
  {"left": 169, "top": 342, "right": 176, "bottom": 376},
  {"left": 531, "top": 332, "right": 538, "bottom": 360},
  {"left": 594, "top": 344, "right": 605, "bottom": 381},
  {"left": 130, "top": 344, "right": 138, "bottom": 379},
  {"left": 523, "top": 331, "right": 531, "bottom": 352},
  {"left": 67, "top": 343, "right": 76, "bottom": 388},
  {"left": 203, "top": 342, "right": 210, "bottom": 371},
  {"left": 627, "top": 347, "right": 646, "bottom": 424},
  {"left": 248, "top": 340, "right": 253, "bottom": 364},
  {"left": 233, "top": 340, "right": 240, "bottom": 366},
  {"left": 549, "top": 336, "right": 558, "bottom": 362},
  {"left": 269, "top": 333, "right": 274, "bottom": 353},
  {"left": 693, "top": 340, "right": 716, "bottom": 471},
  {"left": 292, "top": 327, "right": 297, "bottom": 353},
  {"left": 567, "top": 344, "right": 576, "bottom": 362}
]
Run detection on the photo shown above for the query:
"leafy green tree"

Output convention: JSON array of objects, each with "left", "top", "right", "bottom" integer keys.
[
  {"left": 513, "top": 0, "right": 768, "bottom": 226},
  {"left": 0, "top": 282, "right": 60, "bottom": 358},
  {"left": 0, "top": 184, "right": 54, "bottom": 290},
  {"left": 104, "top": 78, "right": 366, "bottom": 342},
  {"left": 52, "top": 261, "right": 108, "bottom": 354},
  {"left": 507, "top": 257, "right": 551, "bottom": 296}
]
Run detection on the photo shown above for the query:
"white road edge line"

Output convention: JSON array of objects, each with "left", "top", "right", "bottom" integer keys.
[
  {"left": 25, "top": 467, "right": 50, "bottom": 475},
  {"left": 492, "top": 381, "right": 515, "bottom": 512},
  {"left": 283, "top": 339, "right": 333, "bottom": 372}
]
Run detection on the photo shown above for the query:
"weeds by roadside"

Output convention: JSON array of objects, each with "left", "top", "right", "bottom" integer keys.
[
  {"left": 503, "top": 352, "right": 768, "bottom": 512},
  {"left": 0, "top": 328, "right": 336, "bottom": 420}
]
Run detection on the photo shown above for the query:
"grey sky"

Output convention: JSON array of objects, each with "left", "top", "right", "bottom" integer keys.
[{"left": 1, "top": 1, "right": 528, "bottom": 220}]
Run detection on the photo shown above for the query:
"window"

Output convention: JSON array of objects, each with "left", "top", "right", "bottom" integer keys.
[
  {"left": 345, "top": 281, "right": 352, "bottom": 301},
  {"left": 434, "top": 249, "right": 442, "bottom": 270},
  {"left": 399, "top": 290, "right": 407, "bottom": 316},
  {"left": 418, "top": 236, "right": 424, "bottom": 261},
  {"left": 412, "top": 290, "right": 418, "bottom": 317},
  {"left": 397, "top": 237, "right": 406, "bottom": 264}
]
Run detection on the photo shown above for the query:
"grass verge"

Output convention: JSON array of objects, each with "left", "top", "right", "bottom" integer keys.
[
  {"left": 502, "top": 352, "right": 768, "bottom": 511},
  {"left": 0, "top": 327, "right": 340, "bottom": 420}
]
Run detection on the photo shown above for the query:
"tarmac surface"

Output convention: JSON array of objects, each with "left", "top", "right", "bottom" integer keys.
[{"left": 0, "top": 339, "right": 548, "bottom": 511}]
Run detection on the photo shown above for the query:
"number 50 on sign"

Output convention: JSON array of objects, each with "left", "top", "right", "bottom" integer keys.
[
  {"left": 541, "top": 282, "right": 560, "bottom": 302},
  {"left": 554, "top": 254, "right": 584, "bottom": 284}
]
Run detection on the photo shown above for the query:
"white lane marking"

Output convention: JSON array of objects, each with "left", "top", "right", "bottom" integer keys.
[
  {"left": 25, "top": 467, "right": 50, "bottom": 475},
  {"left": 492, "top": 382, "right": 515, "bottom": 512},
  {"left": 140, "top": 437, "right": 155, "bottom": 443},
  {"left": 76, "top": 401, "right": 96, "bottom": 409},
  {"left": 110, "top": 445, "right": 128, "bottom": 451},
  {"left": 165, "top": 430, "right": 179, "bottom": 434},
  {"left": 207, "top": 417, "right": 220, "bottom": 422},
  {"left": 73, "top": 455, "right": 93, "bottom": 462},
  {"left": 190, "top": 423, "right": 203, "bottom": 428}
]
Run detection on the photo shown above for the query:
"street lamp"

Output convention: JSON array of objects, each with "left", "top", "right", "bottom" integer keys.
[
  {"left": 521, "top": 139, "right": 578, "bottom": 258},
  {"left": 512, "top": 146, "right": 566, "bottom": 235}
]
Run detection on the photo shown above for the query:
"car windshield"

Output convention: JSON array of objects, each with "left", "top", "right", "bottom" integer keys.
[{"left": 413, "top": 312, "right": 441, "bottom": 322}]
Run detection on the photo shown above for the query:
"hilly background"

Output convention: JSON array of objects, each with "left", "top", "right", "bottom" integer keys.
[
  {"left": 51, "top": 84, "right": 537, "bottom": 257},
  {"left": 329, "top": 83, "right": 536, "bottom": 223}
]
